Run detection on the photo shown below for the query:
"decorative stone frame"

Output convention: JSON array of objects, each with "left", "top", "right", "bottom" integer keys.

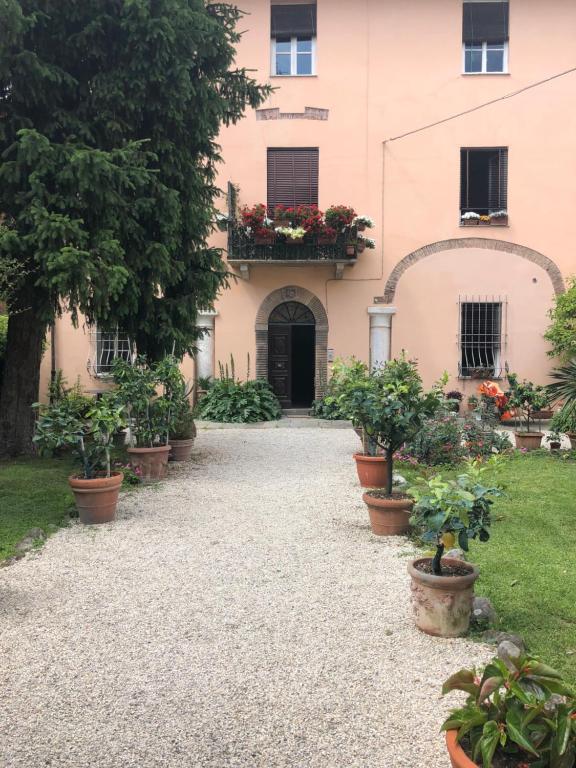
[
  {"left": 382, "top": 238, "right": 565, "bottom": 303},
  {"left": 255, "top": 286, "right": 329, "bottom": 401}
]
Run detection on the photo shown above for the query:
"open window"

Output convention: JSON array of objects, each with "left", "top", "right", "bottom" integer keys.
[
  {"left": 462, "top": 1, "right": 509, "bottom": 74},
  {"left": 460, "top": 147, "right": 508, "bottom": 222},
  {"left": 271, "top": 3, "right": 316, "bottom": 76}
]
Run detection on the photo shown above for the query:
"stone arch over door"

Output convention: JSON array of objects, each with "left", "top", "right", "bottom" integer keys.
[
  {"left": 382, "top": 237, "right": 565, "bottom": 303},
  {"left": 256, "top": 286, "right": 329, "bottom": 400}
]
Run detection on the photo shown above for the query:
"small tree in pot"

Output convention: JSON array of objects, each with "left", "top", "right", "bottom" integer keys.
[
  {"left": 507, "top": 372, "right": 549, "bottom": 450},
  {"left": 408, "top": 460, "right": 501, "bottom": 636},
  {"left": 34, "top": 395, "right": 126, "bottom": 524},
  {"left": 341, "top": 356, "right": 443, "bottom": 534}
]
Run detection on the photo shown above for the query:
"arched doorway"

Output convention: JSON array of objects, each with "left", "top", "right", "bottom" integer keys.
[{"left": 268, "top": 301, "right": 316, "bottom": 408}]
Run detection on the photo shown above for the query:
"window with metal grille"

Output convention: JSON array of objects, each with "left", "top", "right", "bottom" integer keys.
[
  {"left": 462, "top": 2, "right": 509, "bottom": 74},
  {"left": 271, "top": 4, "right": 316, "bottom": 76},
  {"left": 90, "top": 328, "right": 132, "bottom": 376},
  {"left": 460, "top": 147, "right": 508, "bottom": 216},
  {"left": 267, "top": 148, "right": 319, "bottom": 212},
  {"left": 459, "top": 298, "right": 505, "bottom": 378}
]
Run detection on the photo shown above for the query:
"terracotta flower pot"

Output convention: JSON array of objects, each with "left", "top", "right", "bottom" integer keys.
[
  {"left": 408, "top": 557, "right": 479, "bottom": 637},
  {"left": 462, "top": 219, "right": 479, "bottom": 226},
  {"left": 467, "top": 402, "right": 477, "bottom": 412},
  {"left": 318, "top": 234, "right": 337, "bottom": 245},
  {"left": 357, "top": 222, "right": 366, "bottom": 232},
  {"left": 362, "top": 492, "right": 413, "bottom": 536},
  {"left": 353, "top": 453, "right": 388, "bottom": 488},
  {"left": 127, "top": 445, "right": 171, "bottom": 483},
  {"left": 69, "top": 472, "right": 123, "bottom": 525},
  {"left": 254, "top": 233, "right": 275, "bottom": 245},
  {"left": 490, "top": 215, "right": 508, "bottom": 226},
  {"left": 514, "top": 432, "right": 543, "bottom": 450},
  {"left": 169, "top": 438, "right": 195, "bottom": 462},
  {"left": 549, "top": 441, "right": 561, "bottom": 451},
  {"left": 446, "top": 730, "right": 478, "bottom": 768}
]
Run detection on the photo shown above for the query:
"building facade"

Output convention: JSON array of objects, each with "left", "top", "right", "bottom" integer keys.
[{"left": 41, "top": 0, "right": 576, "bottom": 407}]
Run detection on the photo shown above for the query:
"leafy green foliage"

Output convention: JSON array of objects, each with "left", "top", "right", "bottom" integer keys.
[
  {"left": 112, "top": 355, "right": 186, "bottom": 447},
  {"left": 339, "top": 356, "right": 444, "bottom": 494},
  {"left": 545, "top": 278, "right": 576, "bottom": 362},
  {"left": 410, "top": 460, "right": 502, "bottom": 574},
  {"left": 548, "top": 361, "right": 576, "bottom": 423},
  {"left": 311, "top": 357, "right": 368, "bottom": 420},
  {"left": 442, "top": 654, "right": 576, "bottom": 768},
  {"left": 405, "top": 412, "right": 468, "bottom": 465},
  {"left": 507, "top": 373, "right": 550, "bottom": 433},
  {"left": 549, "top": 406, "right": 576, "bottom": 436},
  {"left": 196, "top": 379, "right": 282, "bottom": 423},
  {"left": 0, "top": 0, "right": 270, "bottom": 451},
  {"left": 34, "top": 394, "right": 125, "bottom": 479},
  {"left": 0, "top": 314, "right": 7, "bottom": 389}
]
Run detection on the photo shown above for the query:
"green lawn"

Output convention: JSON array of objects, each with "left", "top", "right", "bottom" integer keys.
[
  {"left": 0, "top": 457, "right": 75, "bottom": 560},
  {"left": 400, "top": 452, "right": 576, "bottom": 684}
]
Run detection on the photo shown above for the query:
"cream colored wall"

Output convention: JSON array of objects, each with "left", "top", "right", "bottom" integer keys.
[{"left": 40, "top": 0, "right": 576, "bottom": 396}]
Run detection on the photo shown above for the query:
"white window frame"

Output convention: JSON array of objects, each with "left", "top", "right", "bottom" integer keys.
[
  {"left": 271, "top": 36, "right": 316, "bottom": 77},
  {"left": 462, "top": 41, "right": 508, "bottom": 74}
]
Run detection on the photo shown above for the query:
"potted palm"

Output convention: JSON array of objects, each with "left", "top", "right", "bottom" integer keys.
[
  {"left": 507, "top": 373, "right": 549, "bottom": 450},
  {"left": 342, "top": 357, "right": 443, "bottom": 535},
  {"left": 34, "top": 394, "right": 126, "bottom": 524},
  {"left": 548, "top": 361, "right": 576, "bottom": 446},
  {"left": 408, "top": 461, "right": 501, "bottom": 636},
  {"left": 170, "top": 401, "right": 197, "bottom": 461},
  {"left": 442, "top": 654, "right": 576, "bottom": 768},
  {"left": 113, "top": 355, "right": 183, "bottom": 482}
]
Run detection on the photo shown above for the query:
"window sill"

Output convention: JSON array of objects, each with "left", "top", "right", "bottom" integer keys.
[
  {"left": 461, "top": 72, "right": 510, "bottom": 76},
  {"left": 270, "top": 74, "right": 318, "bottom": 79},
  {"left": 459, "top": 223, "right": 509, "bottom": 228}
]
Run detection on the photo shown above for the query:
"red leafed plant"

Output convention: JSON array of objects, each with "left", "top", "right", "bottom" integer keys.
[
  {"left": 241, "top": 203, "right": 267, "bottom": 229},
  {"left": 325, "top": 205, "right": 356, "bottom": 230}
]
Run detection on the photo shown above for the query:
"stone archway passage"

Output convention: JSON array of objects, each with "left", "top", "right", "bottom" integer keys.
[
  {"left": 256, "top": 286, "right": 329, "bottom": 402},
  {"left": 382, "top": 238, "right": 565, "bottom": 303}
]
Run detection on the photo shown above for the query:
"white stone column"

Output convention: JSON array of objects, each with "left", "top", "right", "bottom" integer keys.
[
  {"left": 195, "top": 311, "right": 218, "bottom": 381},
  {"left": 368, "top": 306, "right": 396, "bottom": 368}
]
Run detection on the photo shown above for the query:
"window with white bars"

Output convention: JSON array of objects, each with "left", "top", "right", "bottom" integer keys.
[
  {"left": 89, "top": 328, "right": 133, "bottom": 376},
  {"left": 459, "top": 298, "right": 506, "bottom": 378}
]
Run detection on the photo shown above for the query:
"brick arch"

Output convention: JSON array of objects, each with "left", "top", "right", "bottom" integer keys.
[
  {"left": 255, "top": 286, "right": 329, "bottom": 400},
  {"left": 382, "top": 238, "right": 565, "bottom": 303}
]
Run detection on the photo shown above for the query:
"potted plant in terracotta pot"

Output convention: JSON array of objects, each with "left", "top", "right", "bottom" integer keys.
[
  {"left": 467, "top": 394, "right": 479, "bottom": 412},
  {"left": 489, "top": 209, "right": 508, "bottom": 226},
  {"left": 446, "top": 390, "right": 463, "bottom": 413},
  {"left": 545, "top": 431, "right": 562, "bottom": 451},
  {"left": 341, "top": 356, "right": 443, "bottom": 534},
  {"left": 507, "top": 373, "right": 549, "bottom": 450},
  {"left": 442, "top": 653, "right": 576, "bottom": 768},
  {"left": 408, "top": 461, "right": 501, "bottom": 636},
  {"left": 548, "top": 361, "right": 576, "bottom": 446},
  {"left": 34, "top": 394, "right": 126, "bottom": 524},
  {"left": 548, "top": 408, "right": 576, "bottom": 448},
  {"left": 113, "top": 355, "right": 183, "bottom": 482},
  {"left": 275, "top": 225, "right": 306, "bottom": 244},
  {"left": 170, "top": 398, "right": 197, "bottom": 461},
  {"left": 352, "top": 214, "right": 374, "bottom": 232}
]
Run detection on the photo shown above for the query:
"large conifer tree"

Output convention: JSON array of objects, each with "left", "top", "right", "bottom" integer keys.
[{"left": 0, "top": 0, "right": 269, "bottom": 455}]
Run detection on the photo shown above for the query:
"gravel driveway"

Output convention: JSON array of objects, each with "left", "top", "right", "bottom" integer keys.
[{"left": 0, "top": 428, "right": 489, "bottom": 768}]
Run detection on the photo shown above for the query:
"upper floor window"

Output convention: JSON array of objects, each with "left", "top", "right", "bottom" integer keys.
[
  {"left": 267, "top": 148, "right": 319, "bottom": 211},
  {"left": 271, "top": 4, "right": 316, "bottom": 76},
  {"left": 460, "top": 147, "right": 508, "bottom": 219},
  {"left": 462, "top": 1, "right": 509, "bottom": 73}
]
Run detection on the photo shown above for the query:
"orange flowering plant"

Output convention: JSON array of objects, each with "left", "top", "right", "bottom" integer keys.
[{"left": 478, "top": 380, "right": 512, "bottom": 421}]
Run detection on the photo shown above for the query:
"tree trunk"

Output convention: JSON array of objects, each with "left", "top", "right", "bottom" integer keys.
[{"left": 0, "top": 309, "right": 47, "bottom": 457}]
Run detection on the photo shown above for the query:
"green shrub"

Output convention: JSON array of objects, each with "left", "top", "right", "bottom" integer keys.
[
  {"left": 404, "top": 412, "right": 467, "bottom": 465},
  {"left": 196, "top": 379, "right": 281, "bottom": 423},
  {"left": 0, "top": 314, "right": 7, "bottom": 389},
  {"left": 462, "top": 417, "right": 513, "bottom": 458},
  {"left": 312, "top": 356, "right": 368, "bottom": 420}
]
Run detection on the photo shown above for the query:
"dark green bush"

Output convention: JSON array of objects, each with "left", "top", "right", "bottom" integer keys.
[
  {"left": 196, "top": 379, "right": 282, "bottom": 423},
  {"left": 0, "top": 314, "right": 7, "bottom": 391}
]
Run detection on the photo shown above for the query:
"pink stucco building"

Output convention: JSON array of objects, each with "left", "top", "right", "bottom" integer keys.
[{"left": 42, "top": 0, "right": 576, "bottom": 409}]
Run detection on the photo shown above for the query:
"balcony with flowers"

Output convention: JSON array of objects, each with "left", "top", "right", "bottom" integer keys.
[{"left": 227, "top": 204, "right": 374, "bottom": 279}]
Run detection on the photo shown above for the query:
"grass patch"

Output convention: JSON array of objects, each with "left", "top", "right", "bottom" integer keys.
[
  {"left": 0, "top": 456, "right": 75, "bottom": 560},
  {"left": 398, "top": 452, "right": 576, "bottom": 683}
]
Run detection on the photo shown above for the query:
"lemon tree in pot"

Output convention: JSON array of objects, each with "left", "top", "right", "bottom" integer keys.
[
  {"left": 442, "top": 653, "right": 576, "bottom": 768},
  {"left": 409, "top": 461, "right": 501, "bottom": 636},
  {"left": 342, "top": 356, "right": 443, "bottom": 533},
  {"left": 34, "top": 395, "right": 125, "bottom": 524},
  {"left": 507, "top": 373, "right": 549, "bottom": 451},
  {"left": 112, "top": 355, "right": 183, "bottom": 482}
]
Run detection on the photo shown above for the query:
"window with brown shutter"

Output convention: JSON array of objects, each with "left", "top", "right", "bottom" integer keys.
[
  {"left": 460, "top": 147, "right": 508, "bottom": 217},
  {"left": 462, "top": 1, "right": 509, "bottom": 73},
  {"left": 267, "top": 148, "right": 319, "bottom": 212}
]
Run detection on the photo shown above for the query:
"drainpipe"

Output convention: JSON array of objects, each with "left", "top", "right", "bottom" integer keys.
[
  {"left": 368, "top": 306, "right": 396, "bottom": 368},
  {"left": 49, "top": 323, "right": 56, "bottom": 403}
]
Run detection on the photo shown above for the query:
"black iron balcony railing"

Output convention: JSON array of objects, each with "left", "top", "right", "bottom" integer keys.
[{"left": 227, "top": 225, "right": 358, "bottom": 263}]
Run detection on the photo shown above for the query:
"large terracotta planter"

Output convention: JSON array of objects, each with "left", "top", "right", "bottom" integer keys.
[
  {"left": 127, "top": 445, "right": 171, "bottom": 482},
  {"left": 446, "top": 731, "right": 478, "bottom": 768},
  {"left": 69, "top": 472, "right": 123, "bottom": 525},
  {"left": 408, "top": 557, "right": 479, "bottom": 637},
  {"left": 169, "top": 438, "right": 195, "bottom": 462},
  {"left": 353, "top": 453, "right": 388, "bottom": 488},
  {"left": 514, "top": 432, "right": 543, "bottom": 450},
  {"left": 362, "top": 492, "right": 413, "bottom": 536}
]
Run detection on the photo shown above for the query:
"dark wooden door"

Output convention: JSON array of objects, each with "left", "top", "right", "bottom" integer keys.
[{"left": 268, "top": 326, "right": 291, "bottom": 406}]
